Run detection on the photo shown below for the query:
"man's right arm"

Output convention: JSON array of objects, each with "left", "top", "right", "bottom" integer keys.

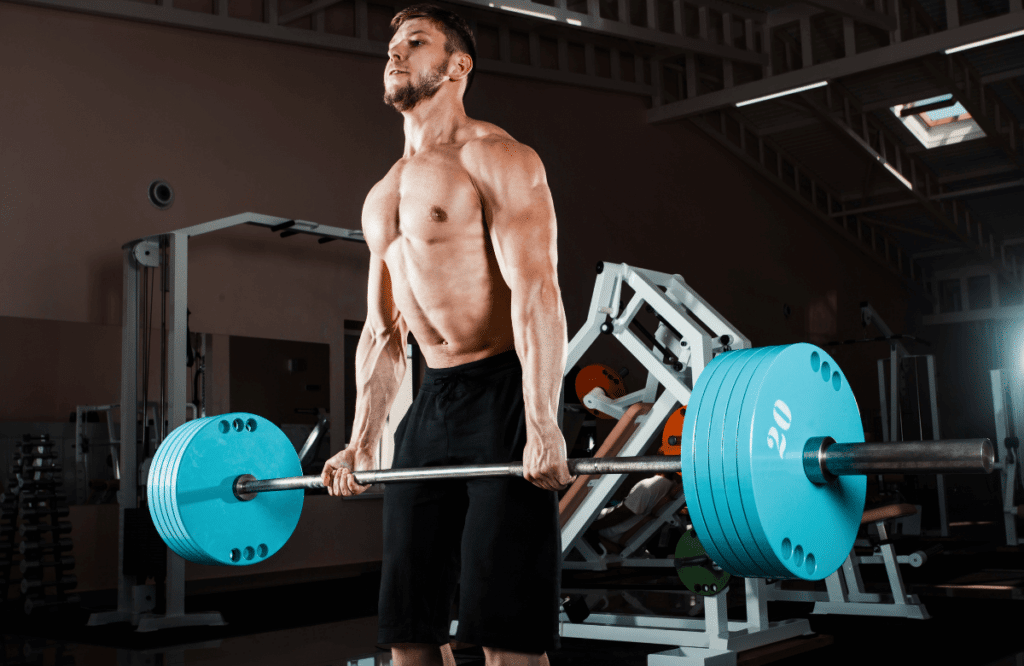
[
  {"left": 349, "top": 252, "right": 409, "bottom": 454},
  {"left": 322, "top": 251, "right": 408, "bottom": 496}
]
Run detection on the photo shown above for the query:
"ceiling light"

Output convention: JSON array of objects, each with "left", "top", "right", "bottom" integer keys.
[
  {"left": 944, "top": 28, "right": 1024, "bottom": 54},
  {"left": 736, "top": 81, "right": 828, "bottom": 107}
]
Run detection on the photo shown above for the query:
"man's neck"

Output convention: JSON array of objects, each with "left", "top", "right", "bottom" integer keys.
[{"left": 401, "top": 94, "right": 469, "bottom": 156}]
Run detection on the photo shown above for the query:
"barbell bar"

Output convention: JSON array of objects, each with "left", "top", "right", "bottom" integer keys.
[
  {"left": 231, "top": 439, "right": 992, "bottom": 498},
  {"left": 146, "top": 342, "right": 996, "bottom": 578}
]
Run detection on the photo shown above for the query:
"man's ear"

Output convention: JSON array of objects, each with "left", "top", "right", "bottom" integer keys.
[{"left": 449, "top": 52, "right": 473, "bottom": 81}]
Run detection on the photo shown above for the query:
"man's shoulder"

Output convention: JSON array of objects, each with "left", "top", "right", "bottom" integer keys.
[{"left": 459, "top": 124, "right": 544, "bottom": 183}]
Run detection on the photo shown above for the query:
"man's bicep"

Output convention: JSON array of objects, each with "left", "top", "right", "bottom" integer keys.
[
  {"left": 365, "top": 252, "right": 402, "bottom": 339},
  {"left": 475, "top": 143, "right": 559, "bottom": 291}
]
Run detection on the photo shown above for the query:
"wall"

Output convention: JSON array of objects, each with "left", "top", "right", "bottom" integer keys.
[{"left": 0, "top": 2, "right": 913, "bottom": 588}]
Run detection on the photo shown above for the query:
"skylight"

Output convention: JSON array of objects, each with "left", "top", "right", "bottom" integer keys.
[{"left": 891, "top": 94, "right": 985, "bottom": 149}]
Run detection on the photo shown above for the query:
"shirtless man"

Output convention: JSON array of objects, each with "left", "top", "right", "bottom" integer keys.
[{"left": 320, "top": 5, "right": 572, "bottom": 666}]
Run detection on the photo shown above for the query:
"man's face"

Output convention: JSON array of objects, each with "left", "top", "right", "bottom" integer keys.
[{"left": 384, "top": 18, "right": 451, "bottom": 112}]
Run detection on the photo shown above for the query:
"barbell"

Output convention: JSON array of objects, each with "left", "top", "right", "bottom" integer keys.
[{"left": 146, "top": 342, "right": 993, "bottom": 580}]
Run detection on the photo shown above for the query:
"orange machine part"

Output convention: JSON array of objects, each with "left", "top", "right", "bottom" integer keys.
[
  {"left": 660, "top": 406, "right": 686, "bottom": 455},
  {"left": 574, "top": 364, "right": 626, "bottom": 420}
]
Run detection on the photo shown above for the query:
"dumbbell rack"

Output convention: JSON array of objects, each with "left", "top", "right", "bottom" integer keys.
[{"left": 3, "top": 435, "right": 79, "bottom": 615}]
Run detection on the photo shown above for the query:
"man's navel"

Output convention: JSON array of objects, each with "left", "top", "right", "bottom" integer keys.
[{"left": 430, "top": 206, "right": 448, "bottom": 222}]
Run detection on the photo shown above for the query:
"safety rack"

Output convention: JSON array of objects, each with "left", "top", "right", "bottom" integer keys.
[{"left": 1, "top": 435, "right": 79, "bottom": 615}]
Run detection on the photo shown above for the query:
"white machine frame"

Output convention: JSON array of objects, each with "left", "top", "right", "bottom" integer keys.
[
  {"left": 990, "top": 368, "right": 1024, "bottom": 546},
  {"left": 91, "top": 213, "right": 364, "bottom": 631}
]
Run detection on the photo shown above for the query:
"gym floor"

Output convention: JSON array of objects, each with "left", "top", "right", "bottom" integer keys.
[{"left": 3, "top": 538, "right": 1024, "bottom": 666}]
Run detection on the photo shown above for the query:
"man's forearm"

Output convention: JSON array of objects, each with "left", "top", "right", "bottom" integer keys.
[
  {"left": 513, "top": 278, "right": 568, "bottom": 430},
  {"left": 349, "top": 324, "right": 407, "bottom": 453}
]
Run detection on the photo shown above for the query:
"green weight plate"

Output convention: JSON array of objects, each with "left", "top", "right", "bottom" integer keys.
[
  {"left": 172, "top": 413, "right": 303, "bottom": 566},
  {"left": 726, "top": 346, "right": 791, "bottom": 579},
  {"left": 714, "top": 347, "right": 781, "bottom": 577},
  {"left": 675, "top": 528, "right": 730, "bottom": 596},
  {"left": 680, "top": 352, "right": 736, "bottom": 576},
  {"left": 738, "top": 344, "right": 866, "bottom": 580},
  {"left": 705, "top": 349, "right": 764, "bottom": 575}
]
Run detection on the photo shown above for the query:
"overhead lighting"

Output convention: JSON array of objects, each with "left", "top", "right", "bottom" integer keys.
[
  {"left": 944, "top": 28, "right": 1024, "bottom": 54},
  {"left": 881, "top": 160, "right": 914, "bottom": 190},
  {"left": 494, "top": 4, "right": 558, "bottom": 20},
  {"left": 567, "top": 17, "right": 582, "bottom": 25},
  {"left": 736, "top": 81, "right": 828, "bottom": 107}
]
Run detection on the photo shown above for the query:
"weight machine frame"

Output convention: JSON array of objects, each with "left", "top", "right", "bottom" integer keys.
[
  {"left": 864, "top": 303, "right": 950, "bottom": 537},
  {"left": 89, "top": 213, "right": 364, "bottom": 631},
  {"left": 540, "top": 263, "right": 821, "bottom": 666},
  {"left": 990, "top": 368, "right": 1024, "bottom": 546}
]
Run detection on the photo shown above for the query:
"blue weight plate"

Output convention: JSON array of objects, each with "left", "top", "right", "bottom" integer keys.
[
  {"left": 161, "top": 414, "right": 251, "bottom": 565},
  {"left": 151, "top": 417, "right": 216, "bottom": 564},
  {"left": 739, "top": 344, "right": 866, "bottom": 580},
  {"left": 156, "top": 417, "right": 219, "bottom": 564},
  {"left": 173, "top": 413, "right": 303, "bottom": 566},
  {"left": 163, "top": 417, "right": 224, "bottom": 565},
  {"left": 705, "top": 349, "right": 764, "bottom": 575},
  {"left": 716, "top": 347, "right": 780, "bottom": 577},
  {"left": 160, "top": 417, "right": 224, "bottom": 565},
  {"left": 728, "top": 346, "right": 791, "bottom": 579},
  {"left": 680, "top": 352, "right": 736, "bottom": 575},
  {"left": 149, "top": 418, "right": 206, "bottom": 562},
  {"left": 693, "top": 350, "right": 751, "bottom": 575}
]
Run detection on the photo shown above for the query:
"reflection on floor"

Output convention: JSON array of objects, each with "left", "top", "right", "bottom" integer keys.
[{"left": 4, "top": 562, "right": 1024, "bottom": 666}]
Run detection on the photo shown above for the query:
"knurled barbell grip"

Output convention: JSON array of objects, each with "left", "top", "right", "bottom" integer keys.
[
  {"left": 234, "top": 456, "right": 682, "bottom": 500},
  {"left": 235, "top": 438, "right": 996, "bottom": 500}
]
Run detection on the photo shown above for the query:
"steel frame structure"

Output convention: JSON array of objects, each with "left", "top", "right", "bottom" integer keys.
[
  {"left": 558, "top": 262, "right": 749, "bottom": 570},
  {"left": 991, "top": 368, "right": 1024, "bottom": 547},
  {"left": 88, "top": 212, "right": 365, "bottom": 631}
]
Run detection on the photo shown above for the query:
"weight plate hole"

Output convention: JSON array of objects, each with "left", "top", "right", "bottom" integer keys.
[
  {"left": 810, "top": 352, "right": 820, "bottom": 372},
  {"left": 781, "top": 538, "right": 792, "bottom": 559},
  {"left": 229, "top": 549, "right": 241, "bottom": 563},
  {"left": 257, "top": 544, "right": 268, "bottom": 558},
  {"left": 243, "top": 546, "right": 255, "bottom": 560},
  {"left": 233, "top": 418, "right": 244, "bottom": 432},
  {"left": 794, "top": 545, "right": 805, "bottom": 567},
  {"left": 820, "top": 362, "right": 831, "bottom": 383},
  {"left": 219, "top": 420, "right": 230, "bottom": 434},
  {"left": 806, "top": 553, "right": 816, "bottom": 576},
  {"left": 832, "top": 372, "right": 841, "bottom": 391},
  {"left": 246, "top": 418, "right": 258, "bottom": 433}
]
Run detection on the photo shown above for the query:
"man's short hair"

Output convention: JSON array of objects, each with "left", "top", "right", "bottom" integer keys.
[{"left": 391, "top": 4, "right": 477, "bottom": 96}]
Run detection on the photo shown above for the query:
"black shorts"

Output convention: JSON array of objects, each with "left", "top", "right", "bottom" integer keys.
[{"left": 377, "top": 350, "right": 562, "bottom": 654}]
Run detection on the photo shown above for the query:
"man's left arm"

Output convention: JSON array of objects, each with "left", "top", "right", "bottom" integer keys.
[{"left": 468, "top": 138, "right": 571, "bottom": 491}]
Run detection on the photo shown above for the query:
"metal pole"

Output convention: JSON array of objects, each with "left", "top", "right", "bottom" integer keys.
[{"left": 236, "top": 438, "right": 996, "bottom": 498}]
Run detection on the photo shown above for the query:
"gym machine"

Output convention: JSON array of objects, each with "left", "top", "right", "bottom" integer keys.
[{"left": 88, "top": 213, "right": 364, "bottom": 631}]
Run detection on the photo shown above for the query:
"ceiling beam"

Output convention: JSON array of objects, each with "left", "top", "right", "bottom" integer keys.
[
  {"left": 647, "top": 9, "right": 1024, "bottom": 122},
  {"left": 452, "top": 0, "right": 769, "bottom": 64},
  {"left": 801, "top": 0, "right": 896, "bottom": 31}
]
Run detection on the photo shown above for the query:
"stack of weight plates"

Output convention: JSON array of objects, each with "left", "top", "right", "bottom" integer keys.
[
  {"left": 680, "top": 343, "right": 866, "bottom": 581},
  {"left": 147, "top": 413, "right": 304, "bottom": 566}
]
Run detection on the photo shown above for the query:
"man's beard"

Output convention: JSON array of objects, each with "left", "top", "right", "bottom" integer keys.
[{"left": 384, "top": 61, "right": 449, "bottom": 112}]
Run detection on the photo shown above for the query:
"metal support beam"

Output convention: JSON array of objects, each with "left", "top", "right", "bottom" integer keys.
[
  {"left": 648, "top": 9, "right": 1024, "bottom": 121},
  {"left": 803, "top": 0, "right": 897, "bottom": 31},
  {"left": 798, "top": 84, "right": 1015, "bottom": 282}
]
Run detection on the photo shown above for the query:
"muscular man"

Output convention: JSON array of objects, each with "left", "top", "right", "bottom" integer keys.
[{"left": 321, "top": 5, "right": 572, "bottom": 666}]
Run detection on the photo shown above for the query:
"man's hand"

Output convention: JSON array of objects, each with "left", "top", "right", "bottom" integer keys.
[
  {"left": 522, "top": 420, "right": 575, "bottom": 491},
  {"left": 321, "top": 446, "right": 376, "bottom": 497}
]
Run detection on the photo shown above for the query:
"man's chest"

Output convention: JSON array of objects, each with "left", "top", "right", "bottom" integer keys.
[{"left": 366, "top": 151, "right": 485, "bottom": 250}]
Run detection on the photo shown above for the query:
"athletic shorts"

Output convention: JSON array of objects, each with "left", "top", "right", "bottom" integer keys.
[{"left": 377, "top": 349, "right": 562, "bottom": 654}]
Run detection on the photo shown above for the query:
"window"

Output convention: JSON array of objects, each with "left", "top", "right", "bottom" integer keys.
[{"left": 891, "top": 94, "right": 985, "bottom": 149}]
